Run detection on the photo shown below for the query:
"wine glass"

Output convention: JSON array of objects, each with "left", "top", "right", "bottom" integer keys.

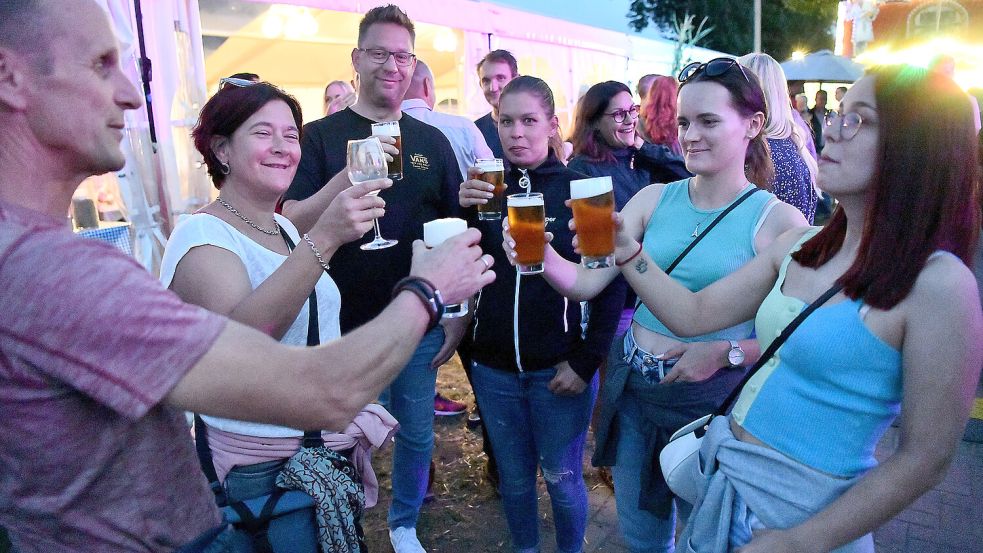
[{"left": 347, "top": 137, "right": 397, "bottom": 250}]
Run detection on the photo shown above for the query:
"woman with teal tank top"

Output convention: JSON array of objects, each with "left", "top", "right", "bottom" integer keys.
[
  {"left": 503, "top": 60, "right": 808, "bottom": 551},
  {"left": 565, "top": 67, "right": 982, "bottom": 552}
]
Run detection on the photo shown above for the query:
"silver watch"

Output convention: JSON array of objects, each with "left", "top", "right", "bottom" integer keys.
[{"left": 727, "top": 340, "right": 745, "bottom": 367}]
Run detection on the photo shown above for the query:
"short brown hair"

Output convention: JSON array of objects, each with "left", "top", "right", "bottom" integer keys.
[
  {"left": 193, "top": 83, "right": 304, "bottom": 189},
  {"left": 476, "top": 49, "right": 518, "bottom": 78},
  {"left": 357, "top": 5, "right": 415, "bottom": 48}
]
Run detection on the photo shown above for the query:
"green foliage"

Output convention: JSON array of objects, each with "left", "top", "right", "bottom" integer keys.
[{"left": 627, "top": 0, "right": 838, "bottom": 60}]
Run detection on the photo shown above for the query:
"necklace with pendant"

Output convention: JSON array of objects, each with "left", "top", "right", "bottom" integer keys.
[
  {"left": 691, "top": 213, "right": 715, "bottom": 237},
  {"left": 216, "top": 197, "right": 280, "bottom": 236}
]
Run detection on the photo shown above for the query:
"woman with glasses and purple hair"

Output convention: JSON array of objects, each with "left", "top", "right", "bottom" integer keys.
[
  {"left": 567, "top": 81, "right": 691, "bottom": 337},
  {"left": 561, "top": 66, "right": 981, "bottom": 552},
  {"left": 504, "top": 58, "right": 808, "bottom": 552}
]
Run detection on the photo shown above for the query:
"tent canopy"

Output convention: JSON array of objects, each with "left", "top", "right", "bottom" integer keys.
[{"left": 781, "top": 49, "right": 865, "bottom": 83}]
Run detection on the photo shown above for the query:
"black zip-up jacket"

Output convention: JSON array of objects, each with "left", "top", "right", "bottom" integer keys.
[{"left": 465, "top": 154, "right": 623, "bottom": 382}]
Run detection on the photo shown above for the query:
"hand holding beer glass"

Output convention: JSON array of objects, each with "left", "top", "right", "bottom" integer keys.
[
  {"left": 347, "top": 137, "right": 397, "bottom": 250},
  {"left": 569, "top": 177, "right": 616, "bottom": 268},
  {"left": 474, "top": 159, "right": 505, "bottom": 220},
  {"left": 371, "top": 121, "right": 403, "bottom": 181},
  {"left": 506, "top": 192, "right": 546, "bottom": 275},
  {"left": 423, "top": 218, "right": 470, "bottom": 318}
]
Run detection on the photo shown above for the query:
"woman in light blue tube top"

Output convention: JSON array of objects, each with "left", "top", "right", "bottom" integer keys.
[{"left": 570, "top": 66, "right": 982, "bottom": 552}]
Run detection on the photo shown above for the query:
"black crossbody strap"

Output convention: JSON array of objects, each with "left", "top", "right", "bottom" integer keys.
[
  {"left": 279, "top": 228, "right": 324, "bottom": 449},
  {"left": 710, "top": 282, "right": 844, "bottom": 424},
  {"left": 665, "top": 187, "right": 760, "bottom": 275}
]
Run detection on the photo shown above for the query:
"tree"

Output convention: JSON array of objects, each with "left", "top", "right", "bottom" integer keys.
[{"left": 627, "top": 0, "right": 838, "bottom": 60}]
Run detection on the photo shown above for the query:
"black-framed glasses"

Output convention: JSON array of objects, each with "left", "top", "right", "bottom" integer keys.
[
  {"left": 678, "top": 57, "right": 750, "bottom": 84},
  {"left": 219, "top": 77, "right": 259, "bottom": 89},
  {"left": 825, "top": 112, "right": 864, "bottom": 141},
  {"left": 357, "top": 48, "right": 416, "bottom": 67},
  {"left": 604, "top": 105, "right": 640, "bottom": 124}
]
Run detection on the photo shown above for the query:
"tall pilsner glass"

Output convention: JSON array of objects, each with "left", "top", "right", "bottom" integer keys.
[
  {"left": 371, "top": 121, "right": 403, "bottom": 181},
  {"left": 347, "top": 137, "right": 397, "bottom": 250},
  {"left": 570, "top": 176, "right": 616, "bottom": 268},
  {"left": 423, "top": 218, "right": 469, "bottom": 318},
  {"left": 507, "top": 192, "right": 545, "bottom": 275},
  {"left": 475, "top": 158, "right": 505, "bottom": 220}
]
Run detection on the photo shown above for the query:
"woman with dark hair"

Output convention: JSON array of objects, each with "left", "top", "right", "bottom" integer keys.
[
  {"left": 641, "top": 75, "right": 683, "bottom": 154},
  {"left": 504, "top": 59, "right": 808, "bottom": 552},
  {"left": 568, "top": 80, "right": 690, "bottom": 336},
  {"left": 160, "top": 81, "right": 395, "bottom": 550},
  {"left": 459, "top": 76, "right": 622, "bottom": 553},
  {"left": 563, "top": 66, "right": 981, "bottom": 551}
]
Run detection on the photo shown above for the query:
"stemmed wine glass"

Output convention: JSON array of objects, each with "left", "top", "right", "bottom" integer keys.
[{"left": 347, "top": 137, "right": 397, "bottom": 250}]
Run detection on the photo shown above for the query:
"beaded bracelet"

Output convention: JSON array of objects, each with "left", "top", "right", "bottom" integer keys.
[
  {"left": 302, "top": 234, "right": 330, "bottom": 272},
  {"left": 616, "top": 242, "right": 644, "bottom": 267},
  {"left": 391, "top": 276, "right": 445, "bottom": 331}
]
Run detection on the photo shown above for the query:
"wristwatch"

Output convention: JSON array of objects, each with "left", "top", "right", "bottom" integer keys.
[{"left": 727, "top": 340, "right": 745, "bottom": 367}]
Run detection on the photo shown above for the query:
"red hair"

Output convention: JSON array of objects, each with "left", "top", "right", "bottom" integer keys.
[
  {"left": 793, "top": 66, "right": 981, "bottom": 309},
  {"left": 642, "top": 76, "right": 681, "bottom": 154}
]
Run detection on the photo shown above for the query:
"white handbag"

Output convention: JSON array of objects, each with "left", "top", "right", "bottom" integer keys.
[
  {"left": 660, "top": 414, "right": 712, "bottom": 505},
  {"left": 658, "top": 283, "right": 843, "bottom": 505}
]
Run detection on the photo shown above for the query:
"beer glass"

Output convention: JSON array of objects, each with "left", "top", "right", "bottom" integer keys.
[
  {"left": 423, "top": 218, "right": 469, "bottom": 318},
  {"left": 347, "top": 137, "right": 397, "bottom": 250},
  {"left": 507, "top": 192, "right": 545, "bottom": 275},
  {"left": 475, "top": 158, "right": 505, "bottom": 220},
  {"left": 371, "top": 121, "right": 403, "bottom": 180},
  {"left": 570, "top": 176, "right": 616, "bottom": 268}
]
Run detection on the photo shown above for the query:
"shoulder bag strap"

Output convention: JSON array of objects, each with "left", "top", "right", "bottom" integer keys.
[
  {"left": 632, "top": 187, "right": 760, "bottom": 312},
  {"left": 665, "top": 187, "right": 759, "bottom": 275},
  {"left": 279, "top": 228, "right": 325, "bottom": 449},
  {"left": 708, "top": 282, "right": 844, "bottom": 426}
]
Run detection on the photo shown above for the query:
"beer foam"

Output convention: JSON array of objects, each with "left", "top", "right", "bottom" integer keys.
[
  {"left": 371, "top": 121, "right": 400, "bottom": 136},
  {"left": 570, "top": 177, "right": 613, "bottom": 200},
  {"left": 507, "top": 194, "right": 544, "bottom": 207},
  {"left": 476, "top": 158, "right": 504, "bottom": 171},
  {"left": 423, "top": 218, "right": 467, "bottom": 247}
]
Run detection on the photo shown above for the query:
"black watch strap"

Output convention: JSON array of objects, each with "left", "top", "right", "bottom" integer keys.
[{"left": 392, "top": 276, "right": 444, "bottom": 331}]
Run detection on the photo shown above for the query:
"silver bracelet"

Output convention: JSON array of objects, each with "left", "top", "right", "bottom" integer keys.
[{"left": 302, "top": 233, "right": 330, "bottom": 272}]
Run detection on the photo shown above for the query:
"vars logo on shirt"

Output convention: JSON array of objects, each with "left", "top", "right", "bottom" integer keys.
[{"left": 410, "top": 153, "right": 430, "bottom": 171}]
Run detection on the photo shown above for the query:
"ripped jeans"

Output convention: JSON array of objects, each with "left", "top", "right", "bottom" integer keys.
[{"left": 472, "top": 362, "right": 597, "bottom": 553}]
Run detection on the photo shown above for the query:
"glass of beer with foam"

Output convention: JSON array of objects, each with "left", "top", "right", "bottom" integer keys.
[
  {"left": 570, "top": 176, "right": 616, "bottom": 268},
  {"left": 371, "top": 121, "right": 402, "bottom": 180},
  {"left": 475, "top": 158, "right": 505, "bottom": 220},
  {"left": 507, "top": 192, "right": 545, "bottom": 275}
]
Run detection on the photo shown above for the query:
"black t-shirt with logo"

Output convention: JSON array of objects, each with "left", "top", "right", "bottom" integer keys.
[{"left": 285, "top": 108, "right": 462, "bottom": 332}]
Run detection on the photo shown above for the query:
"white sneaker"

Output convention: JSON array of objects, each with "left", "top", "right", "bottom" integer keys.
[{"left": 389, "top": 526, "right": 427, "bottom": 553}]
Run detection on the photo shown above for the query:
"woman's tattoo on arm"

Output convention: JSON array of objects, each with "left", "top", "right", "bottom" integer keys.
[{"left": 635, "top": 258, "right": 648, "bottom": 273}]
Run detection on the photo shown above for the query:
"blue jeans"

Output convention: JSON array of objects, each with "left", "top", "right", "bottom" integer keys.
[
  {"left": 379, "top": 326, "right": 444, "bottom": 530},
  {"left": 472, "top": 362, "right": 597, "bottom": 553},
  {"left": 611, "top": 399, "right": 677, "bottom": 553}
]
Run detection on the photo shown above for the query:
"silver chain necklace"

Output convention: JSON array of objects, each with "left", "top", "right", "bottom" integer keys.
[{"left": 216, "top": 197, "right": 280, "bottom": 236}]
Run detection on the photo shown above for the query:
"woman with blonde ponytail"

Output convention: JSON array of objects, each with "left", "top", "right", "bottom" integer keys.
[{"left": 739, "top": 52, "right": 820, "bottom": 222}]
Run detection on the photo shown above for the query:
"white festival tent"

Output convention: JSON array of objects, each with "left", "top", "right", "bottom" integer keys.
[{"left": 100, "top": 0, "right": 721, "bottom": 275}]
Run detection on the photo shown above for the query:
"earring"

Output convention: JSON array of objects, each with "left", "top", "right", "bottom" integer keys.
[{"left": 219, "top": 161, "right": 230, "bottom": 175}]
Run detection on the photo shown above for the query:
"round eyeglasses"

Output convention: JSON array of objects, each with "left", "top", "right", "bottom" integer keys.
[
  {"left": 357, "top": 48, "right": 416, "bottom": 67},
  {"left": 604, "top": 105, "right": 640, "bottom": 124},
  {"left": 678, "top": 57, "right": 750, "bottom": 84},
  {"left": 824, "top": 112, "right": 864, "bottom": 141}
]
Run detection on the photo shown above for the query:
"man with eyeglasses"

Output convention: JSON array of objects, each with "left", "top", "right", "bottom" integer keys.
[
  {"left": 474, "top": 49, "right": 519, "bottom": 159},
  {"left": 281, "top": 5, "right": 464, "bottom": 552}
]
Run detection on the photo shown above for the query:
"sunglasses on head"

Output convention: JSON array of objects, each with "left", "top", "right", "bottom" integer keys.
[
  {"left": 678, "top": 58, "right": 750, "bottom": 84},
  {"left": 219, "top": 77, "right": 259, "bottom": 89}
]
